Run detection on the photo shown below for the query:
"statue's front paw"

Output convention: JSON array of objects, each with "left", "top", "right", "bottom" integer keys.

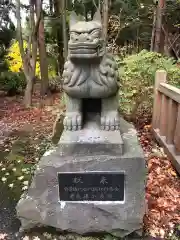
[
  {"left": 101, "top": 111, "right": 120, "bottom": 131},
  {"left": 63, "top": 112, "right": 82, "bottom": 131}
]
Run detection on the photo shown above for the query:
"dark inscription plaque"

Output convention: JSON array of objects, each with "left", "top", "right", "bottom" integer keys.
[{"left": 58, "top": 172, "right": 125, "bottom": 201}]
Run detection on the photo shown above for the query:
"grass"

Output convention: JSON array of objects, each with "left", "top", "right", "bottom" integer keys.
[{"left": 0, "top": 129, "right": 52, "bottom": 202}]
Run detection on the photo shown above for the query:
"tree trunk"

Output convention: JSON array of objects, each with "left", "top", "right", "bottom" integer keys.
[
  {"left": 102, "top": 0, "right": 108, "bottom": 45},
  {"left": 154, "top": 0, "right": 166, "bottom": 53},
  {"left": 61, "top": 0, "right": 68, "bottom": 60},
  {"left": 38, "top": 12, "right": 49, "bottom": 96},
  {"left": 57, "top": 31, "right": 64, "bottom": 75},
  {"left": 54, "top": 0, "right": 64, "bottom": 75},
  {"left": 163, "top": 27, "right": 171, "bottom": 57},
  {"left": 24, "top": 75, "right": 34, "bottom": 108},
  {"left": 16, "top": 0, "right": 41, "bottom": 108},
  {"left": 150, "top": 6, "right": 157, "bottom": 51}
]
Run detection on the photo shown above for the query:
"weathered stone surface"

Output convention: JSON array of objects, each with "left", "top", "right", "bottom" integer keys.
[
  {"left": 63, "top": 11, "right": 120, "bottom": 131},
  {"left": 16, "top": 118, "right": 146, "bottom": 238},
  {"left": 59, "top": 117, "right": 124, "bottom": 156}
]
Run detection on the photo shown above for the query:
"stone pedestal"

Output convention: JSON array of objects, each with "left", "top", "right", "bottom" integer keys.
[{"left": 16, "top": 118, "right": 146, "bottom": 238}]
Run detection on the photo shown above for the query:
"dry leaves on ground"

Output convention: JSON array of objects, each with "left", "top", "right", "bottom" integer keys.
[
  {"left": 138, "top": 125, "right": 180, "bottom": 238},
  {"left": 0, "top": 92, "right": 179, "bottom": 239}
]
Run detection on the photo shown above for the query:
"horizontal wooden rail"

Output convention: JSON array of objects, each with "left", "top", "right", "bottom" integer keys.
[
  {"left": 152, "top": 70, "right": 180, "bottom": 174},
  {"left": 158, "top": 83, "right": 180, "bottom": 104}
]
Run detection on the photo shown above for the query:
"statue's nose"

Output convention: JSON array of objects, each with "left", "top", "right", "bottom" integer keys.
[{"left": 79, "top": 33, "right": 91, "bottom": 42}]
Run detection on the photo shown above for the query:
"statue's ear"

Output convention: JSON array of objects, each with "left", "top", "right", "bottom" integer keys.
[
  {"left": 69, "top": 11, "right": 78, "bottom": 27},
  {"left": 93, "top": 10, "right": 101, "bottom": 23}
]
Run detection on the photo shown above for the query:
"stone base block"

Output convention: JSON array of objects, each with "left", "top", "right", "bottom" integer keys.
[
  {"left": 59, "top": 119, "right": 124, "bottom": 156},
  {"left": 16, "top": 118, "right": 146, "bottom": 238}
]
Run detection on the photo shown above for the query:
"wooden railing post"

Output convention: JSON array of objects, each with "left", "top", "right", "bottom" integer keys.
[
  {"left": 159, "top": 94, "right": 168, "bottom": 137},
  {"left": 152, "top": 70, "right": 167, "bottom": 129},
  {"left": 166, "top": 99, "right": 178, "bottom": 144},
  {"left": 174, "top": 104, "right": 180, "bottom": 155}
]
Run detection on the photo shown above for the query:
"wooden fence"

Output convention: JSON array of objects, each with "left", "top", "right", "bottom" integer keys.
[{"left": 152, "top": 70, "right": 180, "bottom": 174}]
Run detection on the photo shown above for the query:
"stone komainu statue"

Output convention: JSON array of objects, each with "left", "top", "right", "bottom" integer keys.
[{"left": 63, "top": 11, "right": 120, "bottom": 131}]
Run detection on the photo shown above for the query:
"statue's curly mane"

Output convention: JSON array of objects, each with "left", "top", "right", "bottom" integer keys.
[{"left": 63, "top": 55, "right": 118, "bottom": 90}]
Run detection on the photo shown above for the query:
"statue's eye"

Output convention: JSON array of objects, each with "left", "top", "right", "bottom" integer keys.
[
  {"left": 70, "top": 32, "right": 79, "bottom": 40},
  {"left": 90, "top": 30, "right": 100, "bottom": 38}
]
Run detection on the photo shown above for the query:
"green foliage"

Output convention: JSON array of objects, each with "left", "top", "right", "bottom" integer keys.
[
  {"left": 49, "top": 76, "right": 62, "bottom": 93},
  {"left": 0, "top": 71, "right": 26, "bottom": 95},
  {"left": 116, "top": 50, "right": 180, "bottom": 118},
  {"left": 0, "top": 1, "right": 15, "bottom": 73},
  {"left": 0, "top": 45, "right": 9, "bottom": 72},
  {"left": 168, "top": 224, "right": 180, "bottom": 240},
  {"left": 109, "top": 0, "right": 154, "bottom": 49}
]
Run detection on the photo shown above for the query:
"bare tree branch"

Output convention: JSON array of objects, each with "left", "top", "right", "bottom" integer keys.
[
  {"left": 16, "top": 0, "right": 25, "bottom": 59},
  {"left": 27, "top": 18, "right": 32, "bottom": 57},
  {"left": 93, "top": 0, "right": 98, "bottom": 10},
  {"left": 34, "top": 0, "right": 43, "bottom": 37}
]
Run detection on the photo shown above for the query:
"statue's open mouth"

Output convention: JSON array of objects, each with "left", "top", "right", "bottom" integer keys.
[{"left": 69, "top": 43, "right": 101, "bottom": 57}]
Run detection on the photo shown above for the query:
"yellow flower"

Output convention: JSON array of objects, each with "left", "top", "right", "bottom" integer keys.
[
  {"left": 6, "top": 40, "right": 57, "bottom": 79},
  {"left": 6, "top": 40, "right": 41, "bottom": 77}
]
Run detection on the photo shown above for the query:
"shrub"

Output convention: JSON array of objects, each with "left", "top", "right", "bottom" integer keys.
[
  {"left": 116, "top": 50, "right": 180, "bottom": 120},
  {"left": 49, "top": 76, "right": 63, "bottom": 93},
  {"left": 0, "top": 71, "right": 26, "bottom": 96}
]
